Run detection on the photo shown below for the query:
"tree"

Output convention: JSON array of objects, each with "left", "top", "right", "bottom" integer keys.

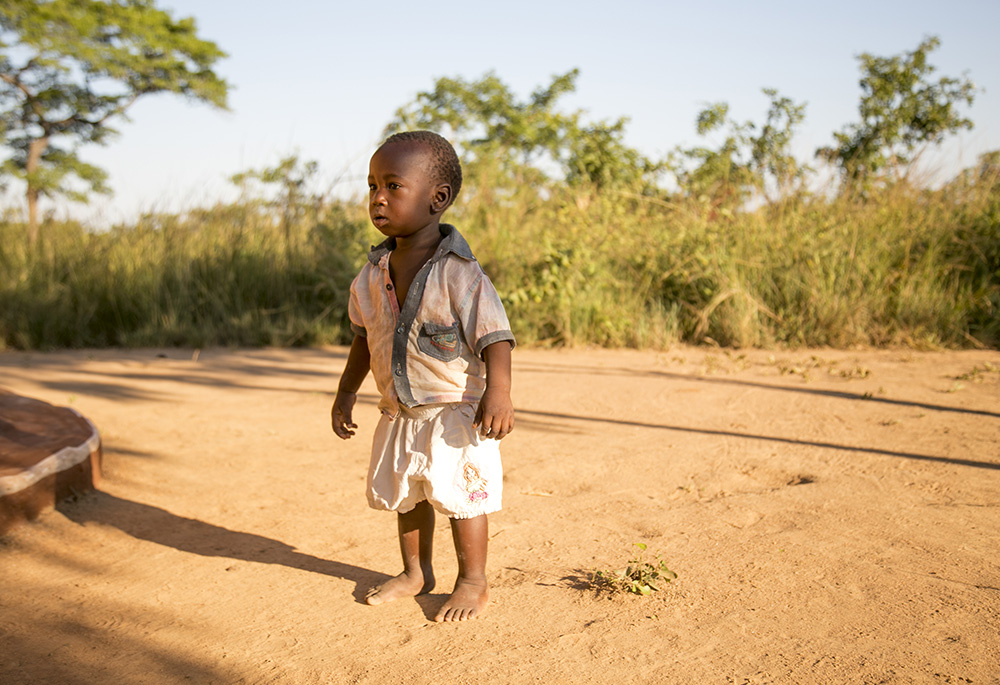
[
  {"left": 818, "top": 36, "right": 977, "bottom": 191},
  {"left": 385, "top": 70, "right": 657, "bottom": 193},
  {"left": 670, "top": 89, "right": 807, "bottom": 209},
  {"left": 230, "top": 154, "right": 321, "bottom": 256},
  {"left": 0, "top": 0, "right": 229, "bottom": 245},
  {"left": 564, "top": 117, "right": 660, "bottom": 192},
  {"left": 750, "top": 88, "right": 809, "bottom": 201}
]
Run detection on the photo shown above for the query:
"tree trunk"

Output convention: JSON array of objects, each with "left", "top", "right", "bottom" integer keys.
[
  {"left": 26, "top": 186, "right": 40, "bottom": 247},
  {"left": 25, "top": 137, "right": 49, "bottom": 249}
]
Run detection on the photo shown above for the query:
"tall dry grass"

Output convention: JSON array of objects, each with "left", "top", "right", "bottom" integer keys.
[
  {"left": 1, "top": 169, "right": 997, "bottom": 351},
  {"left": 0, "top": 203, "right": 369, "bottom": 349},
  {"left": 453, "top": 166, "right": 999, "bottom": 349}
]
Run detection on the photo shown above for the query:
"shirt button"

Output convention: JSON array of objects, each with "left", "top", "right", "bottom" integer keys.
[
  {"left": 386, "top": 283, "right": 393, "bottom": 290},
  {"left": 396, "top": 327, "right": 404, "bottom": 334},
  {"left": 394, "top": 368, "right": 403, "bottom": 376}
]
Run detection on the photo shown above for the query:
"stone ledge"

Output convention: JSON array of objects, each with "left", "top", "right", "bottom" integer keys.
[{"left": 0, "top": 389, "right": 102, "bottom": 536}]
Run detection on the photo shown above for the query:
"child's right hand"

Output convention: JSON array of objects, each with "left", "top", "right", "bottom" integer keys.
[{"left": 331, "top": 391, "right": 358, "bottom": 439}]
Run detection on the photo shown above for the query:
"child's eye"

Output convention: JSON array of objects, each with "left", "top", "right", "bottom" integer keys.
[{"left": 388, "top": 182, "right": 401, "bottom": 190}]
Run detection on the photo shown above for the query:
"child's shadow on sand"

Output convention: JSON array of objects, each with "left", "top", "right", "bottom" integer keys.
[
  {"left": 58, "top": 491, "right": 386, "bottom": 605},
  {"left": 413, "top": 593, "right": 455, "bottom": 622}
]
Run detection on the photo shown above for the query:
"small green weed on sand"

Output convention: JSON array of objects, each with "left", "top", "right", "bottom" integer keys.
[
  {"left": 955, "top": 362, "right": 999, "bottom": 383},
  {"left": 591, "top": 543, "right": 678, "bottom": 596}
]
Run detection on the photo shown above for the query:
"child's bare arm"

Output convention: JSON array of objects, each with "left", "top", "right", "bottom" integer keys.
[
  {"left": 331, "top": 335, "right": 371, "bottom": 439},
  {"left": 474, "top": 341, "right": 514, "bottom": 440}
]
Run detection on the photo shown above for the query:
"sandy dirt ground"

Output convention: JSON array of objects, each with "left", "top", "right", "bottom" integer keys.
[{"left": 0, "top": 345, "right": 998, "bottom": 684}]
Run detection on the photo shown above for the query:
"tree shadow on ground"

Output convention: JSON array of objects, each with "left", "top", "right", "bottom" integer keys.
[
  {"left": 517, "top": 409, "right": 1000, "bottom": 471},
  {"left": 0, "top": 613, "right": 229, "bottom": 684},
  {"left": 516, "top": 360, "right": 1000, "bottom": 419},
  {"left": 57, "top": 491, "right": 386, "bottom": 604}
]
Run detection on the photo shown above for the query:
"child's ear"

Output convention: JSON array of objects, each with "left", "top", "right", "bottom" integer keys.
[{"left": 430, "top": 183, "right": 453, "bottom": 214}]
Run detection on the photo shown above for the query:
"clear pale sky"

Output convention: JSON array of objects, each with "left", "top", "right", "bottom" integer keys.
[{"left": 8, "top": 0, "right": 1000, "bottom": 226}]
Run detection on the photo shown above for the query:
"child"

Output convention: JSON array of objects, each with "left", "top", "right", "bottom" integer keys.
[{"left": 331, "top": 130, "right": 515, "bottom": 622}]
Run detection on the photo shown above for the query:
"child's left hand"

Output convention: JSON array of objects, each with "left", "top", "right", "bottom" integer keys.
[{"left": 474, "top": 387, "right": 514, "bottom": 440}]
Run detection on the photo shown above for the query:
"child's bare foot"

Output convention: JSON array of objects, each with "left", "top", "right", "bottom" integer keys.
[
  {"left": 366, "top": 569, "right": 435, "bottom": 606},
  {"left": 434, "top": 577, "right": 489, "bottom": 622}
]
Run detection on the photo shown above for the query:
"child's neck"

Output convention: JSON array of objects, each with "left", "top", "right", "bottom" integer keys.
[
  {"left": 394, "top": 219, "right": 442, "bottom": 253},
  {"left": 388, "top": 221, "right": 443, "bottom": 308}
]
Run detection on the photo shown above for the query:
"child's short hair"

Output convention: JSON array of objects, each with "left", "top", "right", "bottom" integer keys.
[{"left": 382, "top": 130, "right": 463, "bottom": 201}]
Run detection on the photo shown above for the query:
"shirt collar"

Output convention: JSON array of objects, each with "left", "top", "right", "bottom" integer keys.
[{"left": 367, "top": 223, "right": 475, "bottom": 265}]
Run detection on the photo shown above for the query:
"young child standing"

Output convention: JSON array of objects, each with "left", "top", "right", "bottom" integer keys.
[{"left": 331, "top": 131, "right": 515, "bottom": 622}]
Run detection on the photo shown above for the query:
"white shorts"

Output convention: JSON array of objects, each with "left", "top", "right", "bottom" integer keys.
[{"left": 368, "top": 403, "right": 503, "bottom": 519}]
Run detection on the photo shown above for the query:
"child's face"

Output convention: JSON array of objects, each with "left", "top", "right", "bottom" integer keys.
[{"left": 367, "top": 142, "right": 447, "bottom": 240}]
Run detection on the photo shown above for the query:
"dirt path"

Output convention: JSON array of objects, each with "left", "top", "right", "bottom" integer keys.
[{"left": 1, "top": 346, "right": 998, "bottom": 684}]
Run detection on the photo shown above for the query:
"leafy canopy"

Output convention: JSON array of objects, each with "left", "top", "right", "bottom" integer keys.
[
  {"left": 818, "top": 35, "right": 977, "bottom": 188},
  {"left": 385, "top": 69, "right": 659, "bottom": 192},
  {"left": 670, "top": 88, "right": 808, "bottom": 208},
  {"left": 0, "top": 0, "right": 228, "bottom": 231}
]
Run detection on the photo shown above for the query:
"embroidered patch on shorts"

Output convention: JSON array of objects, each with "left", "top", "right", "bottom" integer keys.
[{"left": 463, "top": 462, "right": 488, "bottom": 504}]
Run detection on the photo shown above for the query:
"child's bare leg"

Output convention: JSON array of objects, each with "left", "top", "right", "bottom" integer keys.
[
  {"left": 435, "top": 514, "right": 489, "bottom": 622},
  {"left": 367, "top": 500, "right": 435, "bottom": 605}
]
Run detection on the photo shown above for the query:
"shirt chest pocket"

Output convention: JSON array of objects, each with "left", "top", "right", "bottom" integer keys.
[{"left": 417, "top": 321, "right": 462, "bottom": 362}]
